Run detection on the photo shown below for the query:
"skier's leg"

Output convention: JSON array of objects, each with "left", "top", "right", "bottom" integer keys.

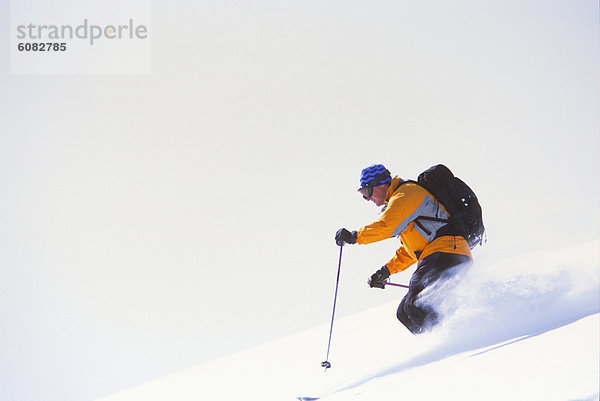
[
  {"left": 396, "top": 252, "right": 471, "bottom": 333},
  {"left": 397, "top": 293, "right": 434, "bottom": 334},
  {"left": 396, "top": 253, "right": 441, "bottom": 334}
]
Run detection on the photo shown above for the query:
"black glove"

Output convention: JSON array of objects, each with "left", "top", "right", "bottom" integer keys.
[
  {"left": 335, "top": 228, "right": 357, "bottom": 246},
  {"left": 368, "top": 266, "right": 391, "bottom": 289}
]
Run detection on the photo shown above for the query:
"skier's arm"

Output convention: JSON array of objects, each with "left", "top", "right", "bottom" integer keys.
[
  {"left": 385, "top": 245, "right": 418, "bottom": 274},
  {"left": 356, "top": 185, "right": 425, "bottom": 245}
]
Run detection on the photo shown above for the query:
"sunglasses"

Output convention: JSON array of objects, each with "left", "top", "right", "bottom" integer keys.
[{"left": 359, "top": 186, "right": 374, "bottom": 200}]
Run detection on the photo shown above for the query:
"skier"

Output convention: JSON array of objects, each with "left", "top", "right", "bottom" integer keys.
[{"left": 335, "top": 164, "right": 472, "bottom": 334}]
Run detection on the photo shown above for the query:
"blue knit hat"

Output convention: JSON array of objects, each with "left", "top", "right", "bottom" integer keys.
[{"left": 359, "top": 164, "right": 392, "bottom": 188}]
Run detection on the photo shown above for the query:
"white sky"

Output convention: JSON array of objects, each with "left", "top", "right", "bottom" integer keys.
[{"left": 1, "top": 1, "right": 598, "bottom": 401}]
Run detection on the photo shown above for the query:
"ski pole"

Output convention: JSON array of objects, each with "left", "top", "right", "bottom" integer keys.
[
  {"left": 321, "top": 244, "right": 343, "bottom": 371},
  {"left": 385, "top": 281, "right": 409, "bottom": 289}
]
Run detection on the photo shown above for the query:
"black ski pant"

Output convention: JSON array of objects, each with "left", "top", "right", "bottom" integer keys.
[{"left": 397, "top": 252, "right": 471, "bottom": 334}]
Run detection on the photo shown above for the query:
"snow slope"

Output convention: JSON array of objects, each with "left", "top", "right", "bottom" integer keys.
[{"left": 96, "top": 241, "right": 599, "bottom": 401}]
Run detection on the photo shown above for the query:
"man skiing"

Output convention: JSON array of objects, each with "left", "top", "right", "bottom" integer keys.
[{"left": 335, "top": 164, "right": 472, "bottom": 334}]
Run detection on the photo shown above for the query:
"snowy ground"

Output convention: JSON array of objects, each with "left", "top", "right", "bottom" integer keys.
[{"left": 96, "top": 241, "right": 599, "bottom": 401}]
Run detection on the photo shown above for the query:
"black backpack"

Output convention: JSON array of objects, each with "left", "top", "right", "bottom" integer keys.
[{"left": 414, "top": 164, "right": 485, "bottom": 249}]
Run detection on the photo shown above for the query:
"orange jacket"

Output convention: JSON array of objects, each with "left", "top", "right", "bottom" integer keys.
[{"left": 356, "top": 177, "right": 472, "bottom": 274}]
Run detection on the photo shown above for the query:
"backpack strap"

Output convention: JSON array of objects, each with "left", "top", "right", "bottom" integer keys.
[
  {"left": 412, "top": 216, "right": 449, "bottom": 236},
  {"left": 409, "top": 181, "right": 453, "bottom": 238},
  {"left": 390, "top": 179, "right": 456, "bottom": 240}
]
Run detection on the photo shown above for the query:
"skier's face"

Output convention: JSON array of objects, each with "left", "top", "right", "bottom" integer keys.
[
  {"left": 369, "top": 185, "right": 387, "bottom": 206},
  {"left": 360, "top": 184, "right": 387, "bottom": 206}
]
